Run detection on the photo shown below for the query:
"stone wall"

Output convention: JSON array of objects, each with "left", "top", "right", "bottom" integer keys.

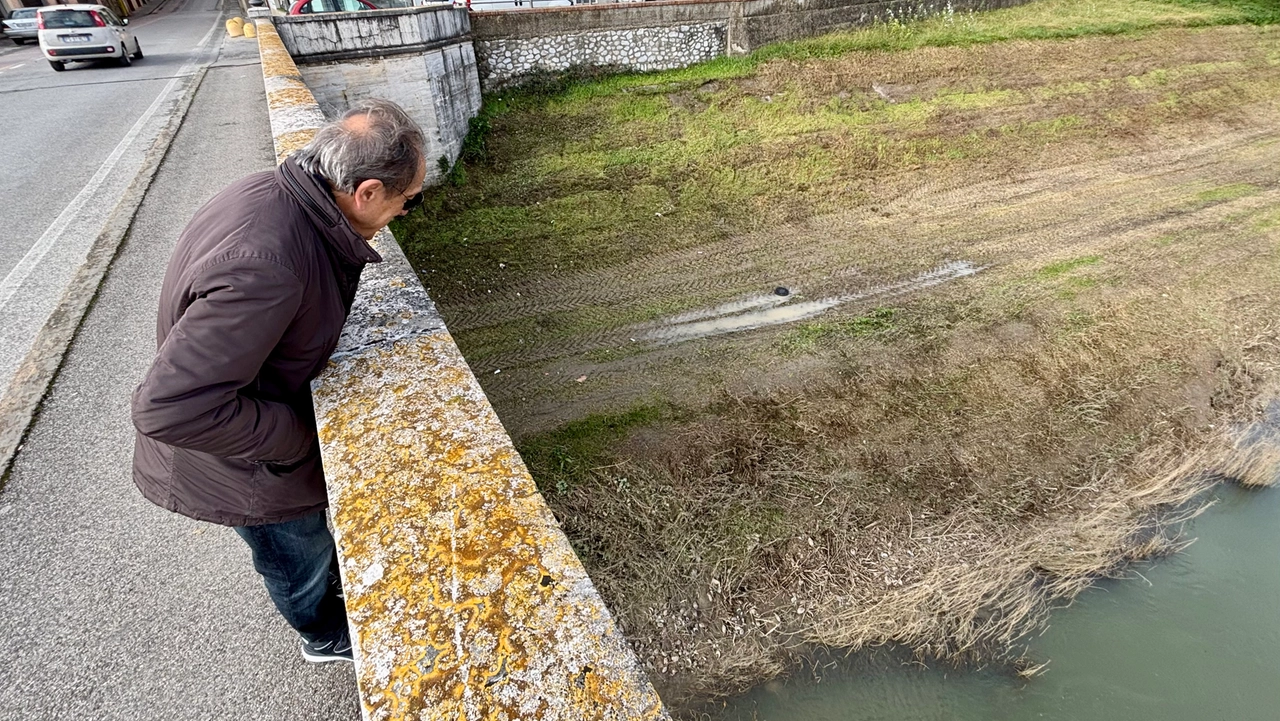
[
  {"left": 275, "top": 5, "right": 481, "bottom": 184},
  {"left": 478, "top": 22, "right": 726, "bottom": 81},
  {"left": 471, "top": 0, "right": 1031, "bottom": 89}
]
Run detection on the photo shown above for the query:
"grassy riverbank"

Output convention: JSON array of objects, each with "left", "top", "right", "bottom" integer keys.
[{"left": 394, "top": 0, "right": 1280, "bottom": 711}]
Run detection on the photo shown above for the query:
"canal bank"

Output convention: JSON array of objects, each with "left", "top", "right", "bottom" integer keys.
[
  {"left": 718, "top": 479, "right": 1280, "bottom": 720},
  {"left": 392, "top": 0, "right": 1280, "bottom": 711}
]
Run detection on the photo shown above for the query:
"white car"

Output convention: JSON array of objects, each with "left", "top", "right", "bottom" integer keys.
[
  {"left": 2, "top": 8, "right": 39, "bottom": 45},
  {"left": 37, "top": 4, "right": 142, "bottom": 72}
]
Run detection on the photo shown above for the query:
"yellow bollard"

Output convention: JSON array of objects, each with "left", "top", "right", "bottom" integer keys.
[
  {"left": 241, "top": 21, "right": 256, "bottom": 38},
  {"left": 225, "top": 17, "right": 244, "bottom": 37}
]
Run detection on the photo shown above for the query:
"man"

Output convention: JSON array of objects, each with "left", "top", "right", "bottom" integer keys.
[{"left": 131, "top": 99, "right": 427, "bottom": 664}]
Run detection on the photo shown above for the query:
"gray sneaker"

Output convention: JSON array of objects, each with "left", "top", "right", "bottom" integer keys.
[{"left": 300, "top": 633, "right": 353, "bottom": 664}]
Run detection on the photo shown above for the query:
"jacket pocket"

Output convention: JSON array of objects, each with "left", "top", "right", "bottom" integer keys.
[
  {"left": 250, "top": 452, "right": 327, "bottom": 519},
  {"left": 171, "top": 448, "right": 259, "bottom": 521}
]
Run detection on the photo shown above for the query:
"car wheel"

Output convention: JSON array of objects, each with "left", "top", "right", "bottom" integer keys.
[
  {"left": 118, "top": 46, "right": 131, "bottom": 66},
  {"left": 132, "top": 40, "right": 142, "bottom": 59},
  {"left": 49, "top": 60, "right": 65, "bottom": 72}
]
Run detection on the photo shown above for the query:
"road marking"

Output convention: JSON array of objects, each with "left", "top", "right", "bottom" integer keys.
[
  {"left": 0, "top": 62, "right": 23, "bottom": 73},
  {"left": 0, "top": 14, "right": 221, "bottom": 310}
]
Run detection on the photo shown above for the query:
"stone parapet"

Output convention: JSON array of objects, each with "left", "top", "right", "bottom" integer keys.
[
  {"left": 255, "top": 19, "right": 327, "bottom": 161},
  {"left": 275, "top": 3, "right": 469, "bottom": 62},
  {"left": 254, "top": 17, "right": 670, "bottom": 721}
]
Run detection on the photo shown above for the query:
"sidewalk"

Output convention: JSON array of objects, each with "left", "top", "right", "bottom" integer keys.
[{"left": 0, "top": 31, "right": 359, "bottom": 721}]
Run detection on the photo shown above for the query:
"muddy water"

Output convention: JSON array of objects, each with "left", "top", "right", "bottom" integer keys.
[{"left": 719, "top": 483, "right": 1280, "bottom": 720}]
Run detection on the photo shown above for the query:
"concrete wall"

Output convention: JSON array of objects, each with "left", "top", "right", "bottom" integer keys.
[
  {"left": 471, "top": 0, "right": 1031, "bottom": 88},
  {"left": 276, "top": 5, "right": 481, "bottom": 185}
]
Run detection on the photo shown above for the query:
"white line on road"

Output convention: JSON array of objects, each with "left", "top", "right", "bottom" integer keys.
[{"left": 0, "top": 14, "right": 222, "bottom": 310}]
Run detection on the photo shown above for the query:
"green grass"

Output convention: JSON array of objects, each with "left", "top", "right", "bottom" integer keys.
[
  {"left": 1034, "top": 255, "right": 1105, "bottom": 300},
  {"left": 1039, "top": 255, "right": 1103, "bottom": 278},
  {"left": 1250, "top": 206, "right": 1280, "bottom": 230},
  {"left": 517, "top": 403, "right": 673, "bottom": 495},
  {"left": 394, "top": 0, "right": 1280, "bottom": 302},
  {"left": 484, "top": 0, "right": 1279, "bottom": 104},
  {"left": 780, "top": 308, "right": 898, "bottom": 354},
  {"left": 1195, "top": 182, "right": 1261, "bottom": 203}
]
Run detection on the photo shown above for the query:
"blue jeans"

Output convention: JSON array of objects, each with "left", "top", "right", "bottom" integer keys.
[{"left": 233, "top": 511, "right": 347, "bottom": 644}]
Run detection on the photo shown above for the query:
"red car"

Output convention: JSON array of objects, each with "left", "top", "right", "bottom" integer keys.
[{"left": 289, "top": 0, "right": 378, "bottom": 13}]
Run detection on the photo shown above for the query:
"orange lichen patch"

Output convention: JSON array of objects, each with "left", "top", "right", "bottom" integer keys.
[
  {"left": 313, "top": 331, "right": 668, "bottom": 720},
  {"left": 273, "top": 129, "right": 317, "bottom": 163},
  {"left": 254, "top": 19, "right": 324, "bottom": 164},
  {"left": 267, "top": 87, "right": 322, "bottom": 110}
]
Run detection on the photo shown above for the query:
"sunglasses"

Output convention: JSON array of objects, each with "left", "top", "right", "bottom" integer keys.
[{"left": 401, "top": 190, "right": 424, "bottom": 213}]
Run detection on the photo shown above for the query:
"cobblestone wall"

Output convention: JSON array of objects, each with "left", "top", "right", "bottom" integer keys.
[
  {"left": 477, "top": 21, "right": 727, "bottom": 88},
  {"left": 471, "top": 0, "right": 1032, "bottom": 90}
]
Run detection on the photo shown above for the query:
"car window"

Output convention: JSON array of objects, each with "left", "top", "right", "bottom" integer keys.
[
  {"left": 102, "top": 9, "right": 123, "bottom": 25},
  {"left": 13, "top": 9, "right": 37, "bottom": 18},
  {"left": 40, "top": 10, "right": 98, "bottom": 28},
  {"left": 298, "top": 0, "right": 371, "bottom": 12}
]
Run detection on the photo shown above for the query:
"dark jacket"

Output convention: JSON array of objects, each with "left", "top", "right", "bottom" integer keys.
[{"left": 131, "top": 157, "right": 381, "bottom": 527}]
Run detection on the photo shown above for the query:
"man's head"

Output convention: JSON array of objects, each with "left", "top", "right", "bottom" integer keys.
[{"left": 293, "top": 99, "right": 427, "bottom": 240}]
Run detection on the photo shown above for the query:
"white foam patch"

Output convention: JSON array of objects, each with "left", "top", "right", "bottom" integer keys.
[{"left": 646, "top": 261, "right": 981, "bottom": 343}]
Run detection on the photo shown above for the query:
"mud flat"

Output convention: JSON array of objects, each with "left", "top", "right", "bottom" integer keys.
[{"left": 395, "top": 0, "right": 1280, "bottom": 712}]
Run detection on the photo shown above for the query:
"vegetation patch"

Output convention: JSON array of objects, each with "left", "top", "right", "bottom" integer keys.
[
  {"left": 518, "top": 403, "right": 672, "bottom": 496},
  {"left": 779, "top": 308, "right": 898, "bottom": 354},
  {"left": 1039, "top": 255, "right": 1103, "bottom": 278},
  {"left": 1196, "top": 182, "right": 1261, "bottom": 204}
]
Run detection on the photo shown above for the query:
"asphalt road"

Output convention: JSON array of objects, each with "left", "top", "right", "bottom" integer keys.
[
  {"left": 0, "top": 10, "right": 361, "bottom": 720},
  {"left": 0, "top": 0, "right": 224, "bottom": 413}
]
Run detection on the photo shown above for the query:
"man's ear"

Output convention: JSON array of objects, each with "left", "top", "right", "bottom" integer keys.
[{"left": 354, "top": 178, "right": 385, "bottom": 206}]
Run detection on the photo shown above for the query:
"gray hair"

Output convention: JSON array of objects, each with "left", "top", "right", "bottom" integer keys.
[{"left": 294, "top": 99, "right": 425, "bottom": 195}]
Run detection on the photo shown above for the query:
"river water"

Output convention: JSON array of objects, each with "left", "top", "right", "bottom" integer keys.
[{"left": 719, "top": 482, "right": 1279, "bottom": 720}]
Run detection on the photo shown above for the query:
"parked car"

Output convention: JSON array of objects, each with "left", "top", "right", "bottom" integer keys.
[
  {"left": 2, "top": 8, "right": 38, "bottom": 46},
  {"left": 37, "top": 4, "right": 142, "bottom": 72},
  {"left": 289, "top": 0, "right": 377, "bottom": 14}
]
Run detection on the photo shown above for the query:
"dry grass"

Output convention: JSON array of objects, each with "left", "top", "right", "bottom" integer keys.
[{"left": 544, "top": 293, "right": 1280, "bottom": 709}]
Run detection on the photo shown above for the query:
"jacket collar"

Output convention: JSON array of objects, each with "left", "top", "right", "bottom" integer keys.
[{"left": 276, "top": 156, "right": 383, "bottom": 267}]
